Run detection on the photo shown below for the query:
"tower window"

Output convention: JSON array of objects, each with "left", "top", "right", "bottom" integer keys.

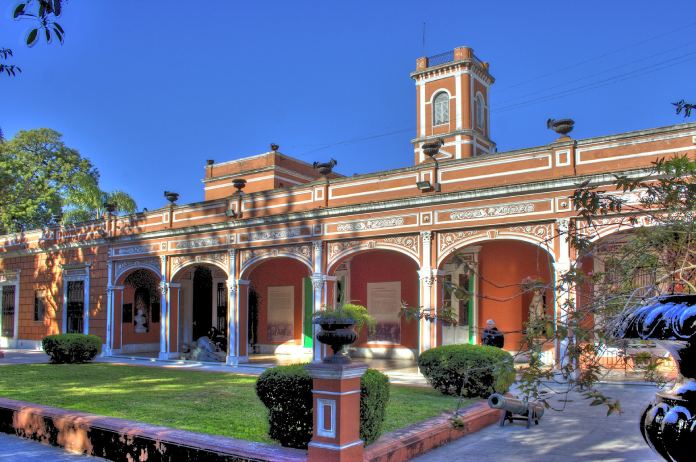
[
  {"left": 475, "top": 93, "right": 485, "bottom": 131},
  {"left": 433, "top": 92, "right": 449, "bottom": 126}
]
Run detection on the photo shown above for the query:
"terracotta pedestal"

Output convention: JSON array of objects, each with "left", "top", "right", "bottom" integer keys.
[{"left": 306, "top": 361, "right": 367, "bottom": 462}]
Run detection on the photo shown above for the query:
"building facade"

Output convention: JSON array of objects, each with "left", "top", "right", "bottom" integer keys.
[{"left": 1, "top": 46, "right": 695, "bottom": 365}]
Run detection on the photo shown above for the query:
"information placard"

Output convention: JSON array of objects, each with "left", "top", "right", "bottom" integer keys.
[
  {"left": 267, "top": 285, "right": 294, "bottom": 343},
  {"left": 367, "top": 281, "right": 401, "bottom": 344}
]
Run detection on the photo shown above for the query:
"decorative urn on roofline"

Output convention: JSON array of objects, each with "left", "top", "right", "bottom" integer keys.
[
  {"left": 547, "top": 118, "right": 575, "bottom": 136},
  {"left": 615, "top": 295, "right": 696, "bottom": 462}
]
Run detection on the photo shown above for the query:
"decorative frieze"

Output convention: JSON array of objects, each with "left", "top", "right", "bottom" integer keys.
[
  {"left": 172, "top": 237, "right": 222, "bottom": 250},
  {"left": 448, "top": 202, "right": 535, "bottom": 221},
  {"left": 0, "top": 270, "right": 18, "bottom": 283},
  {"left": 171, "top": 252, "right": 229, "bottom": 275},
  {"left": 114, "top": 257, "right": 161, "bottom": 280},
  {"left": 114, "top": 242, "right": 166, "bottom": 256},
  {"left": 243, "top": 226, "right": 312, "bottom": 243},
  {"left": 335, "top": 217, "right": 405, "bottom": 232},
  {"left": 239, "top": 244, "right": 313, "bottom": 275},
  {"left": 327, "top": 234, "right": 420, "bottom": 269}
]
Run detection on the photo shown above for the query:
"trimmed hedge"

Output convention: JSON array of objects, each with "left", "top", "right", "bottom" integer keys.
[
  {"left": 418, "top": 344, "right": 515, "bottom": 398},
  {"left": 42, "top": 334, "right": 101, "bottom": 364},
  {"left": 255, "top": 364, "right": 389, "bottom": 448}
]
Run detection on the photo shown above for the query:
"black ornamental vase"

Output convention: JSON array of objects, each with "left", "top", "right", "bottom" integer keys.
[
  {"left": 615, "top": 295, "right": 696, "bottom": 462},
  {"left": 314, "top": 317, "right": 357, "bottom": 364}
]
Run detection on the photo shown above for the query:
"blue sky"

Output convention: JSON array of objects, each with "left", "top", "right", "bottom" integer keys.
[{"left": 2, "top": 1, "right": 695, "bottom": 211}]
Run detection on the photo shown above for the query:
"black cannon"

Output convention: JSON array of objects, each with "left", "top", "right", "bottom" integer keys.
[{"left": 487, "top": 393, "right": 545, "bottom": 428}]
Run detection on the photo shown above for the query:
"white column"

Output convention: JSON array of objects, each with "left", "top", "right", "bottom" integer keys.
[
  {"left": 226, "top": 249, "right": 239, "bottom": 365},
  {"left": 158, "top": 255, "right": 169, "bottom": 360},
  {"left": 555, "top": 218, "right": 574, "bottom": 368},
  {"left": 312, "top": 240, "right": 325, "bottom": 362},
  {"left": 104, "top": 257, "right": 113, "bottom": 356},
  {"left": 418, "top": 231, "right": 434, "bottom": 354},
  {"left": 13, "top": 271, "right": 20, "bottom": 345},
  {"left": 83, "top": 264, "right": 90, "bottom": 335}
]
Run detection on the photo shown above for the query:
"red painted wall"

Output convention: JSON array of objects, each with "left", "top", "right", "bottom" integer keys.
[
  {"left": 477, "top": 240, "right": 553, "bottom": 351},
  {"left": 346, "top": 250, "right": 419, "bottom": 350},
  {"left": 249, "top": 258, "right": 310, "bottom": 345}
]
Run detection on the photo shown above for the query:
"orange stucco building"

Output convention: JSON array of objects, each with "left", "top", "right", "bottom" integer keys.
[{"left": 1, "top": 46, "right": 695, "bottom": 365}]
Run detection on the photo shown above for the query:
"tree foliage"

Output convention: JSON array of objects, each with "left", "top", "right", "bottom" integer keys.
[{"left": 0, "top": 128, "right": 136, "bottom": 234}]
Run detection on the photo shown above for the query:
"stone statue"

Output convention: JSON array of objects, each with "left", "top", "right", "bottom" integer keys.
[
  {"left": 529, "top": 288, "right": 545, "bottom": 322},
  {"left": 134, "top": 299, "right": 147, "bottom": 333}
]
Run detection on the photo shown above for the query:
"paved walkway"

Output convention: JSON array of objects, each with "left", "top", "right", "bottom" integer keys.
[
  {"left": 414, "top": 382, "right": 660, "bottom": 462},
  {"left": 0, "top": 433, "right": 105, "bottom": 461}
]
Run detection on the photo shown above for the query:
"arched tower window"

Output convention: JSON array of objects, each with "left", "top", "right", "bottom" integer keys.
[
  {"left": 475, "top": 93, "right": 486, "bottom": 131},
  {"left": 433, "top": 92, "right": 449, "bottom": 126}
]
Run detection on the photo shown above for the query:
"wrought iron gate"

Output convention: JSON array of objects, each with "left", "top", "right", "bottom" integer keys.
[
  {"left": 1, "top": 285, "right": 15, "bottom": 337},
  {"left": 66, "top": 280, "right": 84, "bottom": 333}
]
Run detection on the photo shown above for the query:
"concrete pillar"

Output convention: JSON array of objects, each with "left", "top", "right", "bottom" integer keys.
[
  {"left": 226, "top": 249, "right": 239, "bottom": 365},
  {"left": 306, "top": 362, "right": 367, "bottom": 462},
  {"left": 555, "top": 218, "right": 574, "bottom": 368}
]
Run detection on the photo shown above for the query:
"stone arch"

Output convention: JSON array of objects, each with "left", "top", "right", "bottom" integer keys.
[
  {"left": 327, "top": 236, "right": 421, "bottom": 274},
  {"left": 437, "top": 230, "right": 556, "bottom": 268},
  {"left": 240, "top": 250, "right": 313, "bottom": 280},
  {"left": 170, "top": 253, "right": 229, "bottom": 280},
  {"left": 114, "top": 258, "right": 161, "bottom": 285}
]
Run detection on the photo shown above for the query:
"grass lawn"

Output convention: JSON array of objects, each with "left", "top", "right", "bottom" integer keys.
[{"left": 0, "top": 364, "right": 471, "bottom": 444}]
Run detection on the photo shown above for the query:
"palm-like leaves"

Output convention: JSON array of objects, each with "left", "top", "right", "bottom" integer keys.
[{"left": 62, "top": 172, "right": 137, "bottom": 224}]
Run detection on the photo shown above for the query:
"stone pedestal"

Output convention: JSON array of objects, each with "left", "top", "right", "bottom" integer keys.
[{"left": 306, "top": 361, "right": 367, "bottom": 462}]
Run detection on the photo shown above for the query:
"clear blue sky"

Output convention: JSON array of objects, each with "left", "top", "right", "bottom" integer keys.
[{"left": 2, "top": 1, "right": 695, "bottom": 211}]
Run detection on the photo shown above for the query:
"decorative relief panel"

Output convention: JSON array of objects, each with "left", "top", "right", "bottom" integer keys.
[
  {"left": 327, "top": 234, "right": 419, "bottom": 269},
  {"left": 114, "top": 257, "right": 161, "bottom": 280},
  {"left": 336, "top": 217, "right": 405, "bottom": 232},
  {"left": 437, "top": 223, "right": 555, "bottom": 265},
  {"left": 171, "top": 237, "right": 223, "bottom": 250},
  {"left": 239, "top": 226, "right": 312, "bottom": 244},
  {"left": 0, "top": 271, "right": 18, "bottom": 283},
  {"left": 436, "top": 199, "right": 552, "bottom": 224},
  {"left": 239, "top": 244, "right": 313, "bottom": 275},
  {"left": 326, "top": 214, "right": 419, "bottom": 236},
  {"left": 114, "top": 242, "right": 166, "bottom": 256},
  {"left": 171, "top": 252, "right": 229, "bottom": 275}
]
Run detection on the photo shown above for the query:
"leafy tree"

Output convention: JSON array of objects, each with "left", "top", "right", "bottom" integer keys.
[
  {"left": 0, "top": 128, "right": 136, "bottom": 234},
  {"left": 62, "top": 172, "right": 137, "bottom": 224}
]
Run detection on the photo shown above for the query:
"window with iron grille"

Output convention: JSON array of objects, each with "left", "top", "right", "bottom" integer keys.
[
  {"left": 66, "top": 280, "right": 84, "bottom": 334},
  {"left": 217, "top": 282, "right": 227, "bottom": 335},
  {"left": 2, "top": 285, "right": 15, "bottom": 337},
  {"left": 433, "top": 92, "right": 449, "bottom": 126},
  {"left": 34, "top": 290, "right": 46, "bottom": 322}
]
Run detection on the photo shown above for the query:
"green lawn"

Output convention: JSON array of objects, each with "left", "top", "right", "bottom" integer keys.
[{"left": 0, "top": 364, "right": 469, "bottom": 444}]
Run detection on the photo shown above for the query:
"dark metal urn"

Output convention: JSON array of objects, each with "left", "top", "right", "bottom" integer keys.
[
  {"left": 547, "top": 118, "right": 575, "bottom": 136},
  {"left": 616, "top": 295, "right": 696, "bottom": 462},
  {"left": 314, "top": 317, "right": 357, "bottom": 364}
]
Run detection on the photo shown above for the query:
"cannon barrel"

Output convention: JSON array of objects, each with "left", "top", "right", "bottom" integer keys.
[{"left": 487, "top": 393, "right": 545, "bottom": 419}]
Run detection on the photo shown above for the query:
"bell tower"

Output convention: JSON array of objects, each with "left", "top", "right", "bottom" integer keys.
[{"left": 411, "top": 46, "right": 495, "bottom": 164}]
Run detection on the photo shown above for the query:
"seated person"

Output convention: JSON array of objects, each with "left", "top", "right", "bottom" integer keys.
[{"left": 482, "top": 319, "right": 505, "bottom": 348}]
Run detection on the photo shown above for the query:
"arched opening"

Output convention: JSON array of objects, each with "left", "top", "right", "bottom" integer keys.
[
  {"left": 113, "top": 268, "right": 162, "bottom": 355},
  {"left": 329, "top": 249, "right": 420, "bottom": 360},
  {"left": 246, "top": 257, "right": 313, "bottom": 361},
  {"left": 172, "top": 263, "right": 228, "bottom": 361},
  {"left": 437, "top": 239, "right": 554, "bottom": 353}
]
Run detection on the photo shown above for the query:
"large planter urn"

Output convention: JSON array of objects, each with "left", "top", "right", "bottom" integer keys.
[
  {"left": 616, "top": 295, "right": 696, "bottom": 462},
  {"left": 314, "top": 317, "right": 357, "bottom": 364}
]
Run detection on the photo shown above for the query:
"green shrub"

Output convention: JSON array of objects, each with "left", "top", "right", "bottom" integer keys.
[
  {"left": 418, "top": 344, "right": 515, "bottom": 398},
  {"left": 255, "top": 364, "right": 313, "bottom": 449},
  {"left": 255, "top": 364, "right": 390, "bottom": 448},
  {"left": 360, "top": 368, "right": 390, "bottom": 445},
  {"left": 42, "top": 334, "right": 102, "bottom": 364}
]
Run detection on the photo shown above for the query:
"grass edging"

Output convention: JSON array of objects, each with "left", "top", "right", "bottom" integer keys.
[
  {"left": 0, "top": 397, "right": 305, "bottom": 462},
  {"left": 365, "top": 401, "right": 503, "bottom": 462}
]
